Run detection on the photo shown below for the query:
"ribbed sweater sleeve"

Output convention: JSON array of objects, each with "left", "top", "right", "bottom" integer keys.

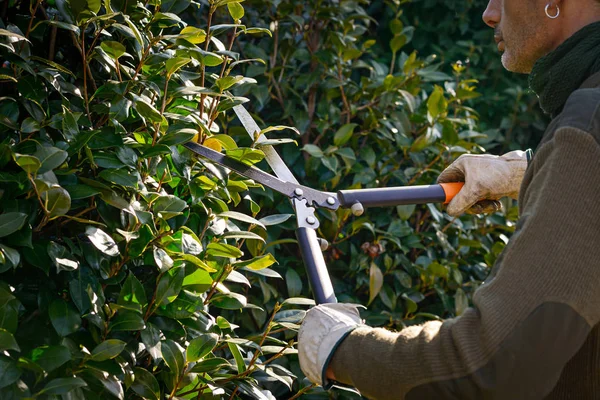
[{"left": 329, "top": 126, "right": 600, "bottom": 400}]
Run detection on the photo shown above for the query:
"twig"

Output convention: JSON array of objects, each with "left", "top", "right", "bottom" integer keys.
[{"left": 287, "top": 384, "right": 317, "bottom": 400}]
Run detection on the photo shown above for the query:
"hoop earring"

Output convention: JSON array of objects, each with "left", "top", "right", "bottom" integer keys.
[{"left": 545, "top": 3, "right": 560, "bottom": 19}]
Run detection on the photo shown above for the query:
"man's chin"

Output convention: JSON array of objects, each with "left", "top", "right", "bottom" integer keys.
[{"left": 501, "top": 52, "right": 532, "bottom": 74}]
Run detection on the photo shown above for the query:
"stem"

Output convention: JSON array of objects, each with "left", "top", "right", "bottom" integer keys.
[
  {"left": 337, "top": 62, "right": 351, "bottom": 124},
  {"left": 199, "top": 6, "right": 215, "bottom": 117},
  {"left": 80, "top": 26, "right": 92, "bottom": 119},
  {"left": 287, "top": 384, "right": 317, "bottom": 400},
  {"left": 206, "top": 26, "right": 238, "bottom": 131}
]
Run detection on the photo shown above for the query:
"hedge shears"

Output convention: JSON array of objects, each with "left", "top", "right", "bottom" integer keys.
[{"left": 184, "top": 106, "right": 463, "bottom": 304}]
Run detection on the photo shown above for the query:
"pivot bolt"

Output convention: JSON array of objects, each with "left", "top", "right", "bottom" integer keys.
[
  {"left": 327, "top": 197, "right": 336, "bottom": 205},
  {"left": 306, "top": 217, "right": 316, "bottom": 225},
  {"left": 351, "top": 202, "right": 364, "bottom": 216},
  {"left": 294, "top": 188, "right": 304, "bottom": 196}
]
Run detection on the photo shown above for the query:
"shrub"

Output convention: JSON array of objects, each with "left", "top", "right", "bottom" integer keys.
[{"left": 0, "top": 0, "right": 523, "bottom": 398}]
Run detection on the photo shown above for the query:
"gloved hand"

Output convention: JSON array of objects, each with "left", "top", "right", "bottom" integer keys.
[
  {"left": 437, "top": 150, "right": 529, "bottom": 216},
  {"left": 298, "top": 303, "right": 365, "bottom": 387}
]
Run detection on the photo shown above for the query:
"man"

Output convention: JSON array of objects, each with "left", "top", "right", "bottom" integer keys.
[{"left": 297, "top": 0, "right": 600, "bottom": 398}]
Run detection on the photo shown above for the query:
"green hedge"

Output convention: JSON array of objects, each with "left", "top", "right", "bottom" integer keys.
[{"left": 0, "top": 0, "right": 531, "bottom": 398}]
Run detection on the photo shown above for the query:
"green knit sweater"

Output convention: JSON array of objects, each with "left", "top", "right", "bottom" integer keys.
[{"left": 329, "top": 28, "right": 600, "bottom": 400}]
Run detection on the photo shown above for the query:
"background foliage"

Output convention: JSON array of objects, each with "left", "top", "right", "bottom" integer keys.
[{"left": 0, "top": 0, "right": 546, "bottom": 399}]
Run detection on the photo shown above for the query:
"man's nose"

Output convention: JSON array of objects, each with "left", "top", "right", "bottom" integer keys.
[{"left": 482, "top": 0, "right": 501, "bottom": 28}]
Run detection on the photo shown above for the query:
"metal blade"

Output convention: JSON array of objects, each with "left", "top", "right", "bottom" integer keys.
[
  {"left": 233, "top": 105, "right": 299, "bottom": 184},
  {"left": 184, "top": 142, "right": 339, "bottom": 210}
]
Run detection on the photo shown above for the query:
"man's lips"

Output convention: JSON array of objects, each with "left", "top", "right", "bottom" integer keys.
[{"left": 494, "top": 35, "right": 505, "bottom": 52}]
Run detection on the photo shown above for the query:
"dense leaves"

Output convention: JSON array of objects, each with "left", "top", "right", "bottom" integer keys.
[{"left": 0, "top": 0, "right": 529, "bottom": 398}]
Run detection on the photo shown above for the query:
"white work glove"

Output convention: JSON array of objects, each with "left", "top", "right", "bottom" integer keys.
[
  {"left": 437, "top": 150, "right": 530, "bottom": 216},
  {"left": 298, "top": 303, "right": 365, "bottom": 387}
]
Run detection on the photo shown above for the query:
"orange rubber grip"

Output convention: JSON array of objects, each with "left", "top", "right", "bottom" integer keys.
[{"left": 439, "top": 182, "right": 465, "bottom": 204}]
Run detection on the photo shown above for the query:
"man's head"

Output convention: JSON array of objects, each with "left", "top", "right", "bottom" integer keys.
[{"left": 483, "top": 0, "right": 600, "bottom": 73}]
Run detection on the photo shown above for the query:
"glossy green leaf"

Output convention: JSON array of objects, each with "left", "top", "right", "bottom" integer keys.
[
  {"left": 333, "top": 123, "right": 358, "bottom": 146},
  {"left": 234, "top": 253, "right": 277, "bottom": 270},
  {"left": 0, "top": 329, "right": 19, "bottom": 352},
  {"left": 368, "top": 263, "right": 384, "bottom": 305},
  {"left": 155, "top": 266, "right": 184, "bottom": 306},
  {"left": 14, "top": 154, "right": 41, "bottom": 174},
  {"left": 227, "top": 2, "right": 244, "bottom": 20},
  {"left": 118, "top": 272, "right": 148, "bottom": 311},
  {"left": 161, "top": 339, "right": 184, "bottom": 377},
  {"left": 186, "top": 333, "right": 219, "bottom": 362},
  {"left": 0, "top": 356, "right": 21, "bottom": 389},
  {"left": 86, "top": 226, "right": 120, "bottom": 257},
  {"left": 49, "top": 299, "right": 81, "bottom": 336},
  {"left": 0, "top": 212, "right": 27, "bottom": 238},
  {"left": 206, "top": 242, "right": 243, "bottom": 258},
  {"left": 131, "top": 367, "right": 160, "bottom": 400},
  {"left": 91, "top": 339, "right": 126, "bottom": 361},
  {"left": 166, "top": 57, "right": 191, "bottom": 78},
  {"left": 100, "top": 41, "right": 126, "bottom": 59},
  {"left": 37, "top": 377, "right": 87, "bottom": 395},
  {"left": 31, "top": 345, "right": 71, "bottom": 372},
  {"left": 109, "top": 311, "right": 146, "bottom": 332}
]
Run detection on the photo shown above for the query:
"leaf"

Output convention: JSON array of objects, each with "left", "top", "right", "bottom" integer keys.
[
  {"left": 234, "top": 254, "right": 277, "bottom": 270},
  {"left": 0, "top": 329, "right": 19, "bottom": 352},
  {"left": 244, "top": 27, "right": 272, "bottom": 36},
  {"left": 333, "top": 123, "right": 358, "bottom": 146},
  {"left": 368, "top": 263, "right": 384, "bottom": 305},
  {"left": 0, "top": 212, "right": 27, "bottom": 238},
  {"left": 285, "top": 269, "right": 303, "bottom": 298},
  {"left": 21, "top": 117, "right": 40, "bottom": 133},
  {"left": 390, "top": 35, "right": 407, "bottom": 53},
  {"left": 227, "top": 2, "right": 244, "bottom": 20},
  {"left": 14, "top": 154, "right": 41, "bottom": 174},
  {"left": 37, "top": 377, "right": 87, "bottom": 395},
  {"left": 31, "top": 345, "right": 70, "bottom": 372},
  {"left": 86, "top": 227, "right": 120, "bottom": 257},
  {"left": 211, "top": 292, "right": 247, "bottom": 309},
  {"left": 161, "top": 339, "right": 184, "bottom": 378},
  {"left": 66, "top": 184, "right": 101, "bottom": 200},
  {"left": 220, "top": 231, "right": 265, "bottom": 242},
  {"left": 427, "top": 85, "right": 448, "bottom": 119},
  {"left": 215, "top": 75, "right": 243, "bottom": 91},
  {"left": 118, "top": 272, "right": 148, "bottom": 311},
  {"left": 42, "top": 186, "right": 71, "bottom": 219},
  {"left": 0, "top": 244, "right": 19, "bottom": 270},
  {"left": 109, "top": 311, "right": 146, "bottom": 332},
  {"left": 91, "top": 339, "right": 126, "bottom": 361},
  {"left": 189, "top": 48, "right": 224, "bottom": 66},
  {"left": 0, "top": 356, "right": 21, "bottom": 389},
  {"left": 206, "top": 242, "right": 243, "bottom": 259},
  {"left": 49, "top": 299, "right": 81, "bottom": 337},
  {"left": 153, "top": 247, "right": 173, "bottom": 272},
  {"left": 258, "top": 214, "right": 293, "bottom": 226},
  {"left": 153, "top": 195, "right": 187, "bottom": 220},
  {"left": 189, "top": 357, "right": 229, "bottom": 373},
  {"left": 182, "top": 268, "right": 213, "bottom": 288},
  {"left": 98, "top": 168, "right": 139, "bottom": 188},
  {"left": 225, "top": 147, "right": 265, "bottom": 166},
  {"left": 131, "top": 367, "right": 160, "bottom": 400},
  {"left": 219, "top": 211, "right": 265, "bottom": 229},
  {"left": 227, "top": 342, "right": 246, "bottom": 373},
  {"left": 100, "top": 41, "right": 126, "bottom": 59},
  {"left": 282, "top": 297, "right": 315, "bottom": 306},
  {"left": 155, "top": 266, "right": 184, "bottom": 306},
  {"left": 166, "top": 57, "right": 191, "bottom": 78},
  {"left": 302, "top": 144, "right": 323, "bottom": 158},
  {"left": 186, "top": 333, "right": 219, "bottom": 362},
  {"left": 0, "top": 28, "right": 29, "bottom": 42},
  {"left": 179, "top": 26, "right": 206, "bottom": 44},
  {"left": 135, "top": 100, "right": 166, "bottom": 126}
]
